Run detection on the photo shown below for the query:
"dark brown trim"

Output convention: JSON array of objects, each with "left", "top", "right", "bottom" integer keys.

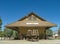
[{"left": 18, "top": 12, "right": 46, "bottom": 21}]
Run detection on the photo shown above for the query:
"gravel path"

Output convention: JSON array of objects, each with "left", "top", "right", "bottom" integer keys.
[{"left": 0, "top": 40, "right": 60, "bottom": 44}]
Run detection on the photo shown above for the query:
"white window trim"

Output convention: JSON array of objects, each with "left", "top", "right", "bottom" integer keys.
[{"left": 26, "top": 23, "right": 39, "bottom": 24}]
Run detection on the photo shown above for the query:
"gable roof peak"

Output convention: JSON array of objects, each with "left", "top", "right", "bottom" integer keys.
[
  {"left": 18, "top": 12, "right": 46, "bottom": 21},
  {"left": 29, "top": 12, "right": 35, "bottom": 14},
  {"left": 28, "top": 12, "right": 37, "bottom": 16}
]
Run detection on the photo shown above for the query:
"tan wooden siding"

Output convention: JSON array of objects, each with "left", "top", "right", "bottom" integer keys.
[
  {"left": 18, "top": 27, "right": 46, "bottom": 35},
  {"left": 38, "top": 27, "right": 45, "bottom": 34}
]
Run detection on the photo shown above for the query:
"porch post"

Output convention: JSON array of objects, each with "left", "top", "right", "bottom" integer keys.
[
  {"left": 44, "top": 29, "right": 46, "bottom": 39},
  {"left": 18, "top": 31, "right": 23, "bottom": 40}
]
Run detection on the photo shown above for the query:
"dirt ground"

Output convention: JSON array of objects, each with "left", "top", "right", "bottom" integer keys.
[{"left": 0, "top": 40, "right": 60, "bottom": 44}]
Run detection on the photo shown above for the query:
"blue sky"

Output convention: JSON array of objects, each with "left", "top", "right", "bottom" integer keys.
[{"left": 0, "top": 0, "right": 60, "bottom": 31}]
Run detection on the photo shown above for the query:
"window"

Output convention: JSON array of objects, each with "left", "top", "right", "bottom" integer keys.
[{"left": 28, "top": 15, "right": 37, "bottom": 21}]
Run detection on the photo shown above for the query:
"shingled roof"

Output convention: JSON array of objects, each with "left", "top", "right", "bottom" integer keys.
[{"left": 5, "top": 12, "right": 57, "bottom": 28}]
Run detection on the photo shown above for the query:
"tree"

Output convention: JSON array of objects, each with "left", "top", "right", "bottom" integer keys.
[
  {"left": 0, "top": 17, "right": 3, "bottom": 40},
  {"left": 0, "top": 17, "right": 2, "bottom": 30},
  {"left": 58, "top": 27, "right": 60, "bottom": 36},
  {"left": 4, "top": 28, "right": 18, "bottom": 40},
  {"left": 12, "top": 30, "right": 18, "bottom": 39},
  {"left": 4, "top": 28, "right": 13, "bottom": 39},
  {"left": 46, "top": 29, "right": 53, "bottom": 37}
]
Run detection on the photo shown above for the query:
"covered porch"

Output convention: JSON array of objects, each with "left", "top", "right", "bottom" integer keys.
[{"left": 7, "top": 26, "right": 51, "bottom": 40}]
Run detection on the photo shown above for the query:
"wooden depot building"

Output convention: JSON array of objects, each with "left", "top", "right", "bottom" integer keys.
[{"left": 5, "top": 12, "right": 57, "bottom": 40}]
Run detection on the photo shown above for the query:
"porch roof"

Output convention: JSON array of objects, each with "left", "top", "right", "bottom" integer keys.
[{"left": 5, "top": 20, "right": 57, "bottom": 27}]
